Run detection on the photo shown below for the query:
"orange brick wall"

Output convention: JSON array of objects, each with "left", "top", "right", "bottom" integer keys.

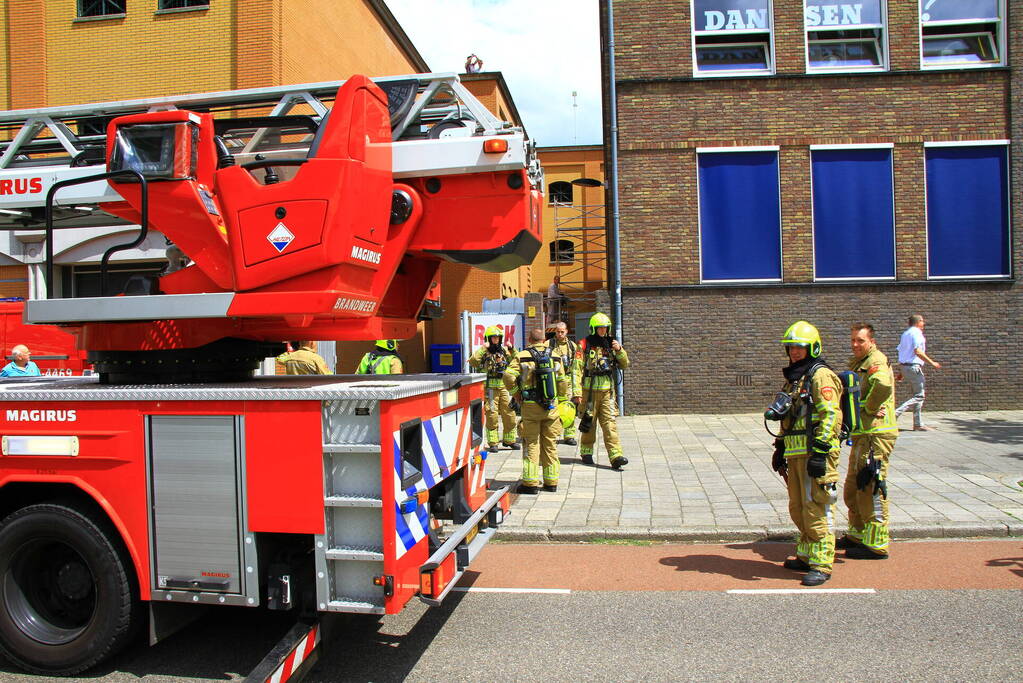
[
  {"left": 0, "top": 266, "right": 29, "bottom": 299},
  {"left": 280, "top": 0, "right": 422, "bottom": 82}
]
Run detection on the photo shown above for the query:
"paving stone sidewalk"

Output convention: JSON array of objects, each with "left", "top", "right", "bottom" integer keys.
[{"left": 485, "top": 411, "right": 1023, "bottom": 542}]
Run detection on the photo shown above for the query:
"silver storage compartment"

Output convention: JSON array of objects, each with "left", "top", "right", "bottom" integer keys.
[{"left": 148, "top": 415, "right": 244, "bottom": 595}]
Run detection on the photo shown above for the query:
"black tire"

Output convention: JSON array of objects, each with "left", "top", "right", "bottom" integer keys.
[{"left": 0, "top": 503, "right": 140, "bottom": 675}]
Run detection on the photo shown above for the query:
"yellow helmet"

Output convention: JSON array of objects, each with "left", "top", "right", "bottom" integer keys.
[
  {"left": 558, "top": 400, "right": 576, "bottom": 429},
  {"left": 375, "top": 339, "right": 397, "bottom": 352},
  {"left": 589, "top": 312, "right": 612, "bottom": 335},
  {"left": 781, "top": 321, "right": 822, "bottom": 358},
  {"left": 484, "top": 326, "right": 503, "bottom": 343}
]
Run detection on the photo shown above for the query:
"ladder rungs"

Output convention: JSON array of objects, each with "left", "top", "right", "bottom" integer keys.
[
  {"left": 325, "top": 546, "right": 384, "bottom": 561},
  {"left": 325, "top": 495, "right": 383, "bottom": 508}
]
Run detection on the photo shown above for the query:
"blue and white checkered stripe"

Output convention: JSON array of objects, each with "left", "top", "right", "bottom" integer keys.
[{"left": 392, "top": 409, "right": 469, "bottom": 558}]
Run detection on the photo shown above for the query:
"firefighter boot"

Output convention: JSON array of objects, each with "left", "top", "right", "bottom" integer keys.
[
  {"left": 783, "top": 557, "right": 810, "bottom": 571},
  {"left": 835, "top": 535, "right": 864, "bottom": 550},
  {"left": 845, "top": 546, "right": 889, "bottom": 560},
  {"left": 801, "top": 569, "right": 830, "bottom": 586},
  {"left": 610, "top": 455, "right": 629, "bottom": 471},
  {"left": 579, "top": 445, "right": 594, "bottom": 465}
]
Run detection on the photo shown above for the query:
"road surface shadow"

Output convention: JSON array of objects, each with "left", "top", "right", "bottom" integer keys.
[
  {"left": 938, "top": 416, "right": 1023, "bottom": 446},
  {"left": 659, "top": 542, "right": 846, "bottom": 582},
  {"left": 987, "top": 554, "right": 1023, "bottom": 578},
  {"left": 304, "top": 574, "right": 476, "bottom": 682}
]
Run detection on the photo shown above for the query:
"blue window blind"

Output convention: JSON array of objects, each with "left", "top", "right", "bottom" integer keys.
[
  {"left": 698, "top": 151, "right": 781, "bottom": 280},
  {"left": 925, "top": 145, "right": 1009, "bottom": 277},
  {"left": 811, "top": 148, "right": 895, "bottom": 279}
]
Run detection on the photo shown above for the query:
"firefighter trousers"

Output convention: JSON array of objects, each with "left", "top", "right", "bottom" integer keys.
[
  {"left": 786, "top": 453, "right": 839, "bottom": 573},
  {"left": 485, "top": 385, "right": 518, "bottom": 447},
  {"left": 844, "top": 434, "right": 895, "bottom": 554},
  {"left": 579, "top": 388, "right": 623, "bottom": 463},
  {"left": 519, "top": 402, "right": 561, "bottom": 487}
]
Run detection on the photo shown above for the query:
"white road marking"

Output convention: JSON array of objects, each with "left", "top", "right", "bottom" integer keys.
[
  {"left": 452, "top": 587, "right": 572, "bottom": 594},
  {"left": 727, "top": 588, "right": 876, "bottom": 594}
]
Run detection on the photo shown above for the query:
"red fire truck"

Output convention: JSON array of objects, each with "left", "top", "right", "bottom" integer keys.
[{"left": 0, "top": 73, "right": 542, "bottom": 678}]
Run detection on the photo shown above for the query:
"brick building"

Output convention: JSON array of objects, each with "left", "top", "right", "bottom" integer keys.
[{"left": 603, "top": 0, "right": 1020, "bottom": 413}]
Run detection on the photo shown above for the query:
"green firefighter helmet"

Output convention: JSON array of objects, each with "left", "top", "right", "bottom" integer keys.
[
  {"left": 781, "top": 321, "right": 822, "bottom": 358},
  {"left": 589, "top": 312, "right": 612, "bottom": 335},
  {"left": 375, "top": 339, "right": 397, "bottom": 352},
  {"left": 484, "top": 325, "right": 503, "bottom": 343}
]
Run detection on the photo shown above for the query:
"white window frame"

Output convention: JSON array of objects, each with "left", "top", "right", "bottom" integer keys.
[
  {"left": 808, "top": 143, "right": 896, "bottom": 282},
  {"left": 696, "top": 146, "right": 783, "bottom": 284},
  {"left": 691, "top": 0, "right": 775, "bottom": 78},
  {"left": 804, "top": 0, "right": 888, "bottom": 74},
  {"left": 919, "top": 0, "right": 1005, "bottom": 70},
  {"left": 922, "top": 140, "right": 1012, "bottom": 280}
]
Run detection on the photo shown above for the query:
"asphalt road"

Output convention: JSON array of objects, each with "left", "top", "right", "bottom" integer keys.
[{"left": 1, "top": 540, "right": 1020, "bottom": 682}]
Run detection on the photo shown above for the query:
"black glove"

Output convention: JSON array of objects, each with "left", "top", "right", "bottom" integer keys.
[
  {"left": 806, "top": 438, "right": 830, "bottom": 478},
  {"left": 771, "top": 439, "right": 786, "bottom": 475},
  {"left": 856, "top": 455, "right": 879, "bottom": 490},
  {"left": 509, "top": 398, "right": 521, "bottom": 416},
  {"left": 874, "top": 477, "right": 888, "bottom": 499}
]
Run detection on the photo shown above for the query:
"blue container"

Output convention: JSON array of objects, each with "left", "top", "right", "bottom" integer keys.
[{"left": 429, "top": 344, "right": 462, "bottom": 373}]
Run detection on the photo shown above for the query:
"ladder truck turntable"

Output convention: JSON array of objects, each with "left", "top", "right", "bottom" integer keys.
[{"left": 0, "top": 73, "right": 542, "bottom": 678}]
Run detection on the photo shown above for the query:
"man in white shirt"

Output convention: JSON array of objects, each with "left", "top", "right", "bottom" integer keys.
[{"left": 894, "top": 314, "right": 941, "bottom": 431}]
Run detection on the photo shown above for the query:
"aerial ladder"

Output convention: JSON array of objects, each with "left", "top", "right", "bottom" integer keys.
[{"left": 0, "top": 73, "right": 542, "bottom": 678}]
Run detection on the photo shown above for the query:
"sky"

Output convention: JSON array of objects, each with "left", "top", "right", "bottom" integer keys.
[{"left": 384, "top": 0, "right": 602, "bottom": 148}]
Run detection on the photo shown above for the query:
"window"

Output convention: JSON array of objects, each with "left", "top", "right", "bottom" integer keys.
[
  {"left": 158, "top": 0, "right": 209, "bottom": 8},
  {"left": 61, "top": 261, "right": 167, "bottom": 298},
  {"left": 692, "top": 0, "right": 773, "bottom": 77},
  {"left": 548, "top": 181, "right": 573, "bottom": 205},
  {"left": 78, "top": 0, "right": 125, "bottom": 17},
  {"left": 697, "top": 149, "right": 781, "bottom": 281},
  {"left": 805, "top": 1, "right": 886, "bottom": 71},
  {"left": 925, "top": 143, "right": 1009, "bottom": 278},
  {"left": 811, "top": 146, "right": 895, "bottom": 280},
  {"left": 920, "top": 0, "right": 1002, "bottom": 68},
  {"left": 549, "top": 239, "right": 574, "bottom": 263}
]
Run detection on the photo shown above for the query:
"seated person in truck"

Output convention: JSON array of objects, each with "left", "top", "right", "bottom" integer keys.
[{"left": 0, "top": 345, "right": 40, "bottom": 377}]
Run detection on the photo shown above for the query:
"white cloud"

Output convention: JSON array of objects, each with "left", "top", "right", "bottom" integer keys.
[{"left": 384, "top": 0, "right": 602, "bottom": 147}]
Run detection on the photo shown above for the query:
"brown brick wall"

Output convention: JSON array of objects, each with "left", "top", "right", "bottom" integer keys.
[
  {"left": 610, "top": 0, "right": 1020, "bottom": 413},
  {"left": 623, "top": 284, "right": 1022, "bottom": 414}
]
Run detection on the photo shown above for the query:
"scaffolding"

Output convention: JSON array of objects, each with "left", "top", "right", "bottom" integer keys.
[{"left": 549, "top": 199, "right": 607, "bottom": 336}]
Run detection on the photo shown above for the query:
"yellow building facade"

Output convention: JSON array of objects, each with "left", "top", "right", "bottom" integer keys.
[
  {"left": 1, "top": 0, "right": 426, "bottom": 110},
  {"left": 535, "top": 145, "right": 606, "bottom": 334}
]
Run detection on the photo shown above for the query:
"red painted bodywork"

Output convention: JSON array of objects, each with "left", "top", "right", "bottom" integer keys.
[
  {"left": 0, "top": 301, "right": 90, "bottom": 375},
  {"left": 0, "top": 379, "right": 489, "bottom": 615},
  {"left": 61, "top": 74, "right": 540, "bottom": 353}
]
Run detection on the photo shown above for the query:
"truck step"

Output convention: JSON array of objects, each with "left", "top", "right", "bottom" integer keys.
[
  {"left": 322, "top": 443, "right": 378, "bottom": 454},
  {"left": 324, "top": 599, "right": 385, "bottom": 615},
  {"left": 324, "top": 494, "right": 383, "bottom": 508},
  {"left": 324, "top": 546, "right": 384, "bottom": 561}
]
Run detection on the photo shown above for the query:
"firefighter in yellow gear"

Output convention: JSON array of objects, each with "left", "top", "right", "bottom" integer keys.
[
  {"left": 769, "top": 321, "right": 842, "bottom": 586},
  {"left": 355, "top": 340, "right": 403, "bottom": 374},
  {"left": 468, "top": 326, "right": 519, "bottom": 451},
  {"left": 276, "top": 341, "right": 331, "bottom": 375},
  {"left": 504, "top": 328, "right": 570, "bottom": 493},
  {"left": 546, "top": 321, "right": 580, "bottom": 446},
  {"left": 574, "top": 313, "right": 629, "bottom": 470},
  {"left": 841, "top": 323, "right": 898, "bottom": 559}
]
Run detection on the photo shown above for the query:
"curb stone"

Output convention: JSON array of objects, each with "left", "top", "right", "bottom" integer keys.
[{"left": 492, "top": 523, "right": 1018, "bottom": 543}]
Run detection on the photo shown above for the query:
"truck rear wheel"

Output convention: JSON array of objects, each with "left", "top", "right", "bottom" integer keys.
[{"left": 0, "top": 503, "right": 139, "bottom": 675}]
